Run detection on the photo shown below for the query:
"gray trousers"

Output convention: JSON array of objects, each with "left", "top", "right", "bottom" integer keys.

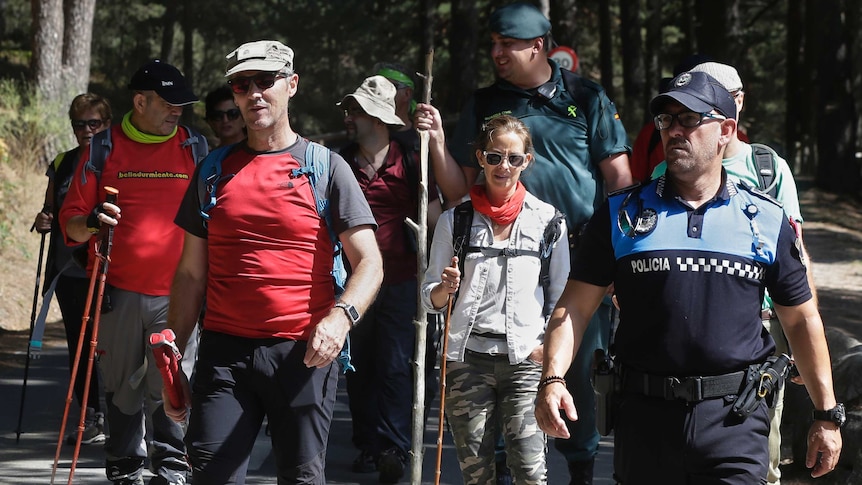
[{"left": 96, "top": 287, "right": 197, "bottom": 482}]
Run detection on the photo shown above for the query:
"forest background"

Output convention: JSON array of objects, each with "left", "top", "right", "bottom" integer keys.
[{"left": 0, "top": 0, "right": 860, "bottom": 327}]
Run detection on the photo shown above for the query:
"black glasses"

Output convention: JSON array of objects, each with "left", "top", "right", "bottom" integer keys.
[
  {"left": 654, "top": 111, "right": 726, "bottom": 131},
  {"left": 227, "top": 72, "right": 285, "bottom": 94},
  {"left": 483, "top": 151, "right": 527, "bottom": 167},
  {"left": 342, "top": 105, "right": 366, "bottom": 118},
  {"left": 207, "top": 108, "right": 241, "bottom": 122},
  {"left": 71, "top": 119, "right": 103, "bottom": 131}
]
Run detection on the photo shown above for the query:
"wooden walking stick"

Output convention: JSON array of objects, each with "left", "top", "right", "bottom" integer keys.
[
  {"left": 405, "top": 48, "right": 434, "bottom": 484},
  {"left": 434, "top": 293, "right": 453, "bottom": 485},
  {"left": 50, "top": 186, "right": 118, "bottom": 485}
]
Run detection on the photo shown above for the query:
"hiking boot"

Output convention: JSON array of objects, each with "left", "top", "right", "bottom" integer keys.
[
  {"left": 378, "top": 447, "right": 406, "bottom": 484},
  {"left": 149, "top": 475, "right": 187, "bottom": 485},
  {"left": 352, "top": 449, "right": 378, "bottom": 473},
  {"left": 111, "top": 478, "right": 144, "bottom": 485},
  {"left": 65, "top": 409, "right": 105, "bottom": 445}
]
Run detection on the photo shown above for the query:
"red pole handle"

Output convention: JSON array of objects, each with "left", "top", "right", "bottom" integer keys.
[{"left": 149, "top": 329, "right": 183, "bottom": 409}]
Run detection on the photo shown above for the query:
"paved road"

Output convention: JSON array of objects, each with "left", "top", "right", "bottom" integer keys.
[{"left": 0, "top": 343, "right": 614, "bottom": 484}]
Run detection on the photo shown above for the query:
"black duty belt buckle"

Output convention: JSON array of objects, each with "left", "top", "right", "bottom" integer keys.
[{"left": 663, "top": 376, "right": 703, "bottom": 401}]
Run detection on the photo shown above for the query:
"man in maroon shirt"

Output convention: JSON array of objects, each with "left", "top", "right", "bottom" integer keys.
[{"left": 337, "top": 75, "right": 419, "bottom": 484}]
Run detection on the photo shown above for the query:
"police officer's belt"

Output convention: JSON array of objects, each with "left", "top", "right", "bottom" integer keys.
[{"left": 622, "top": 369, "right": 747, "bottom": 402}]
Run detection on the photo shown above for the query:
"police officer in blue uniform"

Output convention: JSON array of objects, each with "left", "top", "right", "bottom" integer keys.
[{"left": 535, "top": 71, "right": 843, "bottom": 484}]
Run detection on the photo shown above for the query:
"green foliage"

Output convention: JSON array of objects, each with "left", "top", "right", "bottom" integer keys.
[{"left": 0, "top": 78, "right": 73, "bottom": 173}]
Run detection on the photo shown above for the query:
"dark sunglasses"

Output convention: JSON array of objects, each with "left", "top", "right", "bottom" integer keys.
[
  {"left": 483, "top": 151, "right": 528, "bottom": 167},
  {"left": 227, "top": 72, "right": 285, "bottom": 94},
  {"left": 71, "top": 119, "right": 104, "bottom": 130},
  {"left": 207, "top": 108, "right": 241, "bottom": 122}
]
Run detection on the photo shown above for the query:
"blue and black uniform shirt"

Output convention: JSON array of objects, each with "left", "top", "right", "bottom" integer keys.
[{"left": 572, "top": 172, "right": 812, "bottom": 377}]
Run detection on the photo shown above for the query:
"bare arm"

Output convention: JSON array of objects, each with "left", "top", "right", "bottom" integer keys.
[
  {"left": 774, "top": 299, "right": 842, "bottom": 477},
  {"left": 163, "top": 232, "right": 207, "bottom": 422},
  {"left": 415, "top": 103, "right": 478, "bottom": 203},
  {"left": 598, "top": 153, "right": 634, "bottom": 192},
  {"left": 167, "top": 232, "right": 208, "bottom": 355},
  {"left": 535, "top": 280, "right": 607, "bottom": 438},
  {"left": 303, "top": 225, "right": 383, "bottom": 368}
]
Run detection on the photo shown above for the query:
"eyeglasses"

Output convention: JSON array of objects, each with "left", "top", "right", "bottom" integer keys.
[
  {"left": 654, "top": 111, "right": 726, "bottom": 131},
  {"left": 227, "top": 72, "right": 285, "bottom": 94},
  {"left": 71, "top": 119, "right": 104, "bottom": 131},
  {"left": 207, "top": 108, "right": 241, "bottom": 122},
  {"left": 483, "top": 151, "right": 527, "bottom": 167},
  {"left": 342, "top": 105, "right": 366, "bottom": 118}
]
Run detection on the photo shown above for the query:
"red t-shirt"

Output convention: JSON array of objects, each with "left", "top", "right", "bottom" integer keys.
[
  {"left": 174, "top": 139, "right": 376, "bottom": 340},
  {"left": 59, "top": 127, "right": 196, "bottom": 295}
]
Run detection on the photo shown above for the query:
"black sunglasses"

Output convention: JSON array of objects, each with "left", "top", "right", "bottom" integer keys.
[
  {"left": 207, "top": 108, "right": 241, "bottom": 122},
  {"left": 483, "top": 151, "right": 528, "bottom": 167},
  {"left": 227, "top": 72, "right": 285, "bottom": 94},
  {"left": 71, "top": 119, "right": 104, "bottom": 130}
]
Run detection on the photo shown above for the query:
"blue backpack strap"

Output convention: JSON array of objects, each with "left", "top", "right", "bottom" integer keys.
[
  {"left": 197, "top": 144, "right": 237, "bottom": 228},
  {"left": 296, "top": 140, "right": 354, "bottom": 373}
]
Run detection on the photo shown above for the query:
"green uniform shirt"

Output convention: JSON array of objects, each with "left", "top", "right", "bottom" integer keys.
[{"left": 450, "top": 60, "right": 631, "bottom": 232}]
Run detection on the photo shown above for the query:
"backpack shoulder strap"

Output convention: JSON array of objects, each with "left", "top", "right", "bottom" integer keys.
[
  {"left": 81, "top": 127, "right": 113, "bottom": 185},
  {"left": 750, "top": 143, "right": 778, "bottom": 197},
  {"left": 197, "top": 143, "right": 239, "bottom": 225},
  {"left": 540, "top": 210, "right": 566, "bottom": 317},
  {"left": 180, "top": 125, "right": 210, "bottom": 165}
]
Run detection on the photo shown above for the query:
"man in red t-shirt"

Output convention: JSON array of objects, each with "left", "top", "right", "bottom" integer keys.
[
  {"left": 164, "top": 40, "right": 383, "bottom": 484},
  {"left": 60, "top": 60, "right": 201, "bottom": 485}
]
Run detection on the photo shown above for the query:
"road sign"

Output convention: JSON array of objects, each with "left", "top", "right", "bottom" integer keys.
[{"left": 549, "top": 46, "right": 579, "bottom": 72}]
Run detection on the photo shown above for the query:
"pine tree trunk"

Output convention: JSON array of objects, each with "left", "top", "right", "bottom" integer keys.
[
  {"left": 62, "top": 0, "right": 96, "bottom": 95},
  {"left": 31, "top": 0, "right": 64, "bottom": 101}
]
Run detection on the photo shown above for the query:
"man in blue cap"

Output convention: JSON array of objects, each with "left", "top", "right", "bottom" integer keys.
[
  {"left": 536, "top": 70, "right": 842, "bottom": 484},
  {"left": 415, "top": 3, "right": 632, "bottom": 483}
]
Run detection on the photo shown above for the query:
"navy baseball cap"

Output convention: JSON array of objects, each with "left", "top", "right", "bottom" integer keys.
[
  {"left": 649, "top": 71, "right": 737, "bottom": 120},
  {"left": 490, "top": 2, "right": 551, "bottom": 40},
  {"left": 128, "top": 60, "right": 198, "bottom": 106}
]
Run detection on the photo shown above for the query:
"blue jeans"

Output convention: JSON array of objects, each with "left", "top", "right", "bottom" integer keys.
[
  {"left": 345, "top": 280, "right": 418, "bottom": 454},
  {"left": 554, "top": 297, "right": 613, "bottom": 463}
]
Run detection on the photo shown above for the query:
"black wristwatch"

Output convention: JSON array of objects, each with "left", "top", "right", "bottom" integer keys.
[
  {"left": 812, "top": 403, "right": 846, "bottom": 428},
  {"left": 335, "top": 302, "right": 361, "bottom": 327}
]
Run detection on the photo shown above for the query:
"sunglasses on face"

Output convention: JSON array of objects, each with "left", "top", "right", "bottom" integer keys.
[
  {"left": 483, "top": 151, "right": 527, "bottom": 167},
  {"left": 227, "top": 72, "right": 285, "bottom": 94},
  {"left": 654, "top": 111, "right": 726, "bottom": 131},
  {"left": 71, "top": 119, "right": 103, "bottom": 131},
  {"left": 207, "top": 108, "right": 241, "bottom": 122}
]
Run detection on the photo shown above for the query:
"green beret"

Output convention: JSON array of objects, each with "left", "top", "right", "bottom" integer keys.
[{"left": 490, "top": 2, "right": 551, "bottom": 40}]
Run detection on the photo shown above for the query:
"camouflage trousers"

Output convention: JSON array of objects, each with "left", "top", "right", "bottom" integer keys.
[{"left": 445, "top": 351, "right": 547, "bottom": 484}]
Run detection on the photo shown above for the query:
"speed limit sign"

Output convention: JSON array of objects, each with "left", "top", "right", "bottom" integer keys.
[{"left": 549, "top": 46, "right": 579, "bottom": 72}]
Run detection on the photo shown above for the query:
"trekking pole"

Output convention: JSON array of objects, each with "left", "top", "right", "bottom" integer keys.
[
  {"left": 434, "top": 294, "right": 453, "bottom": 485},
  {"left": 149, "top": 329, "right": 184, "bottom": 410},
  {"left": 50, "top": 186, "right": 118, "bottom": 485},
  {"left": 15, "top": 212, "right": 48, "bottom": 442}
]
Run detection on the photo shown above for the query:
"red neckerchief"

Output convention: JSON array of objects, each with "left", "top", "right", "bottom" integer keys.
[{"left": 469, "top": 182, "right": 526, "bottom": 226}]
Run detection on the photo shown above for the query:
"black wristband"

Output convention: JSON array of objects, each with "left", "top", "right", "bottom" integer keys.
[
  {"left": 538, "top": 375, "right": 566, "bottom": 391},
  {"left": 86, "top": 206, "right": 102, "bottom": 233}
]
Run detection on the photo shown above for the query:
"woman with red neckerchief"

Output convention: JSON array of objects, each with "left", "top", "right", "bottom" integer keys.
[{"left": 421, "top": 115, "right": 569, "bottom": 484}]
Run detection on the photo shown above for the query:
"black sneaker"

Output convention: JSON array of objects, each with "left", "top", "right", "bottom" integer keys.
[
  {"left": 65, "top": 409, "right": 105, "bottom": 445},
  {"left": 352, "top": 449, "right": 377, "bottom": 473},
  {"left": 377, "top": 447, "right": 406, "bottom": 484}
]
